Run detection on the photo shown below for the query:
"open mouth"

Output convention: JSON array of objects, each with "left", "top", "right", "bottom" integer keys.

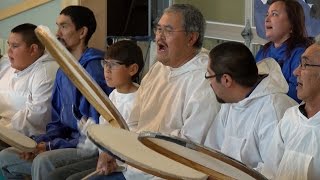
[
  {"left": 297, "top": 79, "right": 303, "bottom": 87},
  {"left": 8, "top": 56, "right": 14, "bottom": 62},
  {"left": 265, "top": 25, "right": 272, "bottom": 30},
  {"left": 157, "top": 41, "right": 167, "bottom": 52},
  {"left": 57, "top": 38, "right": 66, "bottom": 46}
]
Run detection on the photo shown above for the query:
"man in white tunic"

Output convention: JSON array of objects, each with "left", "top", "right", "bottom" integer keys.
[
  {"left": 204, "top": 42, "right": 297, "bottom": 172},
  {"left": 261, "top": 37, "right": 320, "bottom": 180},
  {"left": 91, "top": 4, "right": 220, "bottom": 180},
  {"left": 0, "top": 23, "right": 58, "bottom": 138}
]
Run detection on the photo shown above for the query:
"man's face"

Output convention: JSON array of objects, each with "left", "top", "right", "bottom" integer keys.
[
  {"left": 154, "top": 12, "right": 192, "bottom": 68},
  {"left": 7, "top": 33, "right": 35, "bottom": 71},
  {"left": 293, "top": 44, "right": 320, "bottom": 103},
  {"left": 206, "top": 62, "right": 226, "bottom": 103},
  {"left": 56, "top": 14, "right": 82, "bottom": 51}
]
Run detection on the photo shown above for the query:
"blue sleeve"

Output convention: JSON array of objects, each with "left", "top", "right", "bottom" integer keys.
[
  {"left": 287, "top": 49, "right": 303, "bottom": 103},
  {"left": 33, "top": 71, "right": 79, "bottom": 149},
  {"left": 79, "top": 60, "right": 113, "bottom": 122},
  {"left": 255, "top": 47, "right": 265, "bottom": 62}
]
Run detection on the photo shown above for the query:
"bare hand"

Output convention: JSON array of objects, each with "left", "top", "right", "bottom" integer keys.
[
  {"left": 96, "top": 152, "right": 118, "bottom": 175},
  {"left": 19, "top": 142, "right": 47, "bottom": 160}
]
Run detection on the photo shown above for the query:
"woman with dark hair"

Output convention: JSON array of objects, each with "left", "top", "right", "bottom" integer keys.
[{"left": 256, "top": 0, "right": 313, "bottom": 102}]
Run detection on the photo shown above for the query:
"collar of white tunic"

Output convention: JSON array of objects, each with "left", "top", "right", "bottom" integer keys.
[
  {"left": 13, "top": 53, "right": 49, "bottom": 77},
  {"left": 167, "top": 51, "right": 208, "bottom": 78}
]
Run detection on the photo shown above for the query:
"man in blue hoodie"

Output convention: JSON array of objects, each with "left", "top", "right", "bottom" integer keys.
[{"left": 0, "top": 6, "right": 113, "bottom": 180}]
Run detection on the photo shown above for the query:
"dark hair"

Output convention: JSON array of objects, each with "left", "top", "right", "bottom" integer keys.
[
  {"left": 263, "top": 0, "right": 313, "bottom": 58},
  {"left": 163, "top": 4, "right": 205, "bottom": 49},
  {"left": 209, "top": 41, "right": 258, "bottom": 87},
  {"left": 11, "top": 23, "right": 45, "bottom": 51},
  {"left": 60, "top": 6, "right": 96, "bottom": 45},
  {"left": 105, "top": 40, "right": 144, "bottom": 82}
]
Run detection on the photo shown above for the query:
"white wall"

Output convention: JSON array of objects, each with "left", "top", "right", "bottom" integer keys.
[{"left": 0, "top": 0, "right": 62, "bottom": 55}]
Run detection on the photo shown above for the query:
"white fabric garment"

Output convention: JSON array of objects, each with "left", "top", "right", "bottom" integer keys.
[
  {"left": 108, "top": 83, "right": 139, "bottom": 130},
  {"left": 78, "top": 86, "right": 139, "bottom": 154},
  {"left": 261, "top": 105, "right": 320, "bottom": 180},
  {"left": 0, "top": 53, "right": 59, "bottom": 136},
  {"left": 123, "top": 51, "right": 220, "bottom": 180},
  {"left": 204, "top": 58, "right": 297, "bottom": 169}
]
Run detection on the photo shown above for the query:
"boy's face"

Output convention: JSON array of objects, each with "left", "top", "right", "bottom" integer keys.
[
  {"left": 7, "top": 33, "right": 36, "bottom": 71},
  {"left": 103, "top": 59, "right": 134, "bottom": 89}
]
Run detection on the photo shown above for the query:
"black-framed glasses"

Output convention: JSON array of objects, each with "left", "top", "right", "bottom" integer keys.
[
  {"left": 205, "top": 72, "right": 221, "bottom": 79},
  {"left": 299, "top": 58, "right": 320, "bottom": 70},
  {"left": 153, "top": 25, "right": 186, "bottom": 38},
  {"left": 103, "top": 59, "right": 126, "bottom": 70}
]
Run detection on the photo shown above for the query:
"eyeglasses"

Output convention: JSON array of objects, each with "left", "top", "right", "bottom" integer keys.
[
  {"left": 103, "top": 59, "right": 126, "bottom": 70},
  {"left": 205, "top": 72, "right": 221, "bottom": 79},
  {"left": 153, "top": 25, "right": 186, "bottom": 38},
  {"left": 299, "top": 58, "right": 320, "bottom": 70}
]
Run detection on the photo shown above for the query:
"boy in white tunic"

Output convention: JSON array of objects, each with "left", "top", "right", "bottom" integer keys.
[
  {"left": 0, "top": 23, "right": 58, "bottom": 138},
  {"left": 95, "top": 40, "right": 145, "bottom": 176},
  {"left": 261, "top": 37, "right": 320, "bottom": 180},
  {"left": 204, "top": 42, "right": 297, "bottom": 174},
  {"left": 46, "top": 40, "right": 145, "bottom": 179}
]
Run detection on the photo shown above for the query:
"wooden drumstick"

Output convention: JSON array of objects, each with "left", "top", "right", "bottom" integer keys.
[
  {"left": 34, "top": 25, "right": 128, "bottom": 130},
  {"left": 81, "top": 165, "right": 126, "bottom": 180},
  {"left": 81, "top": 170, "right": 99, "bottom": 180}
]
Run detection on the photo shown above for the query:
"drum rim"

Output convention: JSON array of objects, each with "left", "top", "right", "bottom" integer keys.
[
  {"left": 138, "top": 131, "right": 268, "bottom": 180},
  {"left": 0, "top": 126, "right": 36, "bottom": 152},
  {"left": 87, "top": 125, "right": 207, "bottom": 180}
]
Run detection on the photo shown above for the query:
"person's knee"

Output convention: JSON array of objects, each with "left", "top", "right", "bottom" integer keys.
[
  {"left": 32, "top": 152, "right": 51, "bottom": 167},
  {"left": 0, "top": 148, "right": 19, "bottom": 167}
]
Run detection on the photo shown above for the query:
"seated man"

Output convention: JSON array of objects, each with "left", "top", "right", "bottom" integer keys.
[
  {"left": 204, "top": 41, "right": 297, "bottom": 171},
  {"left": 0, "top": 6, "right": 113, "bottom": 180},
  {"left": 261, "top": 37, "right": 320, "bottom": 179},
  {"left": 86, "top": 4, "right": 221, "bottom": 180},
  {"left": 0, "top": 23, "right": 58, "bottom": 138}
]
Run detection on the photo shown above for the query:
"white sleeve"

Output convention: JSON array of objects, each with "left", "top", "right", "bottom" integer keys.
[
  {"left": 261, "top": 124, "right": 285, "bottom": 179},
  {"left": 10, "top": 62, "right": 58, "bottom": 136},
  {"left": 170, "top": 80, "right": 220, "bottom": 144},
  {"left": 204, "top": 110, "right": 226, "bottom": 150}
]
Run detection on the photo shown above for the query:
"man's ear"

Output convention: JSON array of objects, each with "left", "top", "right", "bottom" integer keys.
[
  {"left": 129, "top": 63, "right": 139, "bottom": 77},
  {"left": 29, "top": 44, "right": 39, "bottom": 56},
  {"left": 187, "top": 32, "right": 199, "bottom": 47},
  {"left": 79, "top": 26, "right": 88, "bottom": 40},
  {"left": 221, "top": 74, "right": 233, "bottom": 88}
]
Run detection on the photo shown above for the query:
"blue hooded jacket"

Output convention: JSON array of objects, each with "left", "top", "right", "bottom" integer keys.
[{"left": 33, "top": 48, "right": 113, "bottom": 149}]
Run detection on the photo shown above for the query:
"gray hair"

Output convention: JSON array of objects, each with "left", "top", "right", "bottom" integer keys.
[{"left": 163, "top": 4, "right": 206, "bottom": 49}]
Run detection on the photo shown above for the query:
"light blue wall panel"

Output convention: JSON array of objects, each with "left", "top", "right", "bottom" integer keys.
[{"left": 0, "top": 0, "right": 61, "bottom": 40}]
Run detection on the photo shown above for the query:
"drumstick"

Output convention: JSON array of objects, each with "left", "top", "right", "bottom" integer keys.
[
  {"left": 81, "top": 166, "right": 126, "bottom": 180},
  {"left": 34, "top": 25, "right": 129, "bottom": 130},
  {"left": 81, "top": 170, "right": 99, "bottom": 180}
]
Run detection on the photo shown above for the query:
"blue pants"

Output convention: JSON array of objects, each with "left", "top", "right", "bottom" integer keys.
[{"left": 0, "top": 147, "right": 97, "bottom": 180}]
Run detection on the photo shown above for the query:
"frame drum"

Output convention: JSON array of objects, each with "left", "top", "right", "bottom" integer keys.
[
  {"left": 0, "top": 125, "right": 36, "bottom": 152},
  {"left": 87, "top": 124, "right": 207, "bottom": 180},
  {"left": 138, "top": 132, "right": 268, "bottom": 180},
  {"left": 34, "top": 25, "right": 128, "bottom": 130}
]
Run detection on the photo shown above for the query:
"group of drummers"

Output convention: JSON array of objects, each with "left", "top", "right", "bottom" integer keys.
[{"left": 0, "top": 0, "right": 320, "bottom": 179}]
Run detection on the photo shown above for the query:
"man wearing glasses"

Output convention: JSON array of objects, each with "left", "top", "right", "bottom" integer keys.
[
  {"left": 87, "top": 4, "right": 220, "bottom": 180},
  {"left": 204, "top": 41, "right": 297, "bottom": 174},
  {"left": 261, "top": 37, "right": 320, "bottom": 179}
]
